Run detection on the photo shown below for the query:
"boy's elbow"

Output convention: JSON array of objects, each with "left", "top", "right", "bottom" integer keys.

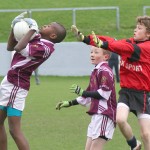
[
  {"left": 14, "top": 45, "right": 21, "bottom": 52},
  {"left": 7, "top": 46, "right": 14, "bottom": 51}
]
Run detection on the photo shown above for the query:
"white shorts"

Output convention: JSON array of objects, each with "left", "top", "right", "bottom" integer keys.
[
  {"left": 0, "top": 76, "right": 28, "bottom": 111},
  {"left": 117, "top": 102, "right": 150, "bottom": 119},
  {"left": 87, "top": 114, "right": 115, "bottom": 140}
]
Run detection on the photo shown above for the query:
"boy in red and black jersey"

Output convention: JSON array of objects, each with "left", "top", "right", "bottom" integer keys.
[{"left": 71, "top": 15, "right": 150, "bottom": 150}]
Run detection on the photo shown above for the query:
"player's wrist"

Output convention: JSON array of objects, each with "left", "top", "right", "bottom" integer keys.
[
  {"left": 101, "top": 41, "right": 108, "bottom": 49},
  {"left": 69, "top": 99, "right": 79, "bottom": 106},
  {"left": 78, "top": 31, "right": 85, "bottom": 41},
  {"left": 71, "top": 25, "right": 85, "bottom": 41}
]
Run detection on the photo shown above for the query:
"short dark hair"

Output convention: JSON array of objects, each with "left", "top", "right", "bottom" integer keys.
[{"left": 53, "top": 23, "right": 66, "bottom": 43}]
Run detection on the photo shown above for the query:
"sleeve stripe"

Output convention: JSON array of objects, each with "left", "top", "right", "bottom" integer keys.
[
  {"left": 128, "top": 44, "right": 141, "bottom": 62},
  {"left": 97, "top": 89, "right": 111, "bottom": 100},
  {"left": 101, "top": 41, "right": 108, "bottom": 49}
]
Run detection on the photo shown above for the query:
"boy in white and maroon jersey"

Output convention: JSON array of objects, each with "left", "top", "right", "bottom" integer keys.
[
  {"left": 56, "top": 46, "right": 117, "bottom": 150},
  {"left": 0, "top": 12, "right": 66, "bottom": 150}
]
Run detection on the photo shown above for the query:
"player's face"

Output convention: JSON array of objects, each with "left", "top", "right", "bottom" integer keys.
[
  {"left": 134, "top": 23, "right": 150, "bottom": 41},
  {"left": 90, "top": 46, "right": 105, "bottom": 65},
  {"left": 39, "top": 22, "right": 57, "bottom": 37}
]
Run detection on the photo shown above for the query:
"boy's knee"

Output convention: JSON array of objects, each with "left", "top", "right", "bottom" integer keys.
[
  {"left": 141, "top": 131, "right": 150, "bottom": 142},
  {"left": 9, "top": 128, "right": 15, "bottom": 137},
  {"left": 9, "top": 128, "right": 18, "bottom": 139},
  {"left": 116, "top": 117, "right": 126, "bottom": 126}
]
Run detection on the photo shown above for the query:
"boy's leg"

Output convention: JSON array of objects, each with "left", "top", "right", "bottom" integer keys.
[
  {"left": 85, "top": 137, "right": 92, "bottom": 150},
  {"left": 0, "top": 109, "right": 7, "bottom": 150},
  {"left": 116, "top": 104, "right": 139, "bottom": 149},
  {"left": 116, "top": 104, "right": 133, "bottom": 139},
  {"left": 8, "top": 116, "right": 30, "bottom": 150},
  {"left": 86, "top": 114, "right": 114, "bottom": 150},
  {"left": 8, "top": 107, "right": 30, "bottom": 150},
  {"left": 90, "top": 137, "right": 107, "bottom": 150},
  {"left": 138, "top": 117, "right": 150, "bottom": 150}
]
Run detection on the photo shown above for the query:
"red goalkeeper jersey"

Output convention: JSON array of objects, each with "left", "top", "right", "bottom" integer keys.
[{"left": 87, "top": 35, "right": 150, "bottom": 92}]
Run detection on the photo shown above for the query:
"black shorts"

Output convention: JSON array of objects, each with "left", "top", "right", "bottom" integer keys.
[{"left": 118, "top": 88, "right": 150, "bottom": 116}]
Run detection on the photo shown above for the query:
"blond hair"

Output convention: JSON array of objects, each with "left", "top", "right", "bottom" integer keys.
[{"left": 103, "top": 49, "right": 112, "bottom": 61}]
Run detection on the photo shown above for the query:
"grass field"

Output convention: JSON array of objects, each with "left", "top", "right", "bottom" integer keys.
[
  {"left": 0, "top": 76, "right": 141, "bottom": 150},
  {"left": 0, "top": 0, "right": 147, "bottom": 149}
]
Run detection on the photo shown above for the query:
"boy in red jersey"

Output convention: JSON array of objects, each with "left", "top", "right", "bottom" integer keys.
[
  {"left": 0, "top": 12, "right": 66, "bottom": 150},
  {"left": 56, "top": 46, "right": 117, "bottom": 150},
  {"left": 71, "top": 15, "right": 150, "bottom": 150}
]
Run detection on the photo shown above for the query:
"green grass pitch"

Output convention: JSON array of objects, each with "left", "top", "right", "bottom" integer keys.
[
  {"left": 0, "top": 76, "right": 141, "bottom": 150},
  {"left": 0, "top": 0, "right": 148, "bottom": 149}
]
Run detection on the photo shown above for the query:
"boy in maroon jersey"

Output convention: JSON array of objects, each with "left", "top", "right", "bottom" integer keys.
[
  {"left": 56, "top": 46, "right": 117, "bottom": 150},
  {"left": 71, "top": 15, "right": 150, "bottom": 150},
  {"left": 0, "top": 12, "right": 66, "bottom": 150}
]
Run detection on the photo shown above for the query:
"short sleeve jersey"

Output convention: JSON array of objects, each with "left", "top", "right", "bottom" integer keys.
[{"left": 7, "top": 37, "right": 55, "bottom": 90}]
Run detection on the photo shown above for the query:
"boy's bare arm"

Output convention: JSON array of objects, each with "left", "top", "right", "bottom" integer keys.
[
  {"left": 7, "top": 29, "right": 18, "bottom": 51},
  {"left": 14, "top": 30, "right": 36, "bottom": 52}
]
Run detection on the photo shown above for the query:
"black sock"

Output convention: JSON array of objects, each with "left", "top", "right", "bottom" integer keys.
[{"left": 127, "top": 136, "right": 137, "bottom": 149}]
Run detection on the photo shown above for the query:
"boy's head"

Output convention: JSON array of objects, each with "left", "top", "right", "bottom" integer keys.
[
  {"left": 39, "top": 22, "right": 66, "bottom": 43},
  {"left": 134, "top": 16, "right": 150, "bottom": 41},
  {"left": 90, "top": 46, "right": 111, "bottom": 65},
  {"left": 137, "top": 16, "right": 150, "bottom": 33}
]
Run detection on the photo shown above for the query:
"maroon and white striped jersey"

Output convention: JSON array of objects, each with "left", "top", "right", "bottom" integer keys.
[
  {"left": 7, "top": 37, "right": 55, "bottom": 90},
  {"left": 77, "top": 62, "right": 117, "bottom": 122}
]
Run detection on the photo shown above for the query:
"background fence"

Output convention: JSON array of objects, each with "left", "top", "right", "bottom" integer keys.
[
  {"left": 1, "top": 6, "right": 150, "bottom": 76},
  {"left": 0, "top": 7, "right": 120, "bottom": 76},
  {"left": 143, "top": 6, "right": 150, "bottom": 15},
  {"left": 0, "top": 7, "right": 120, "bottom": 30}
]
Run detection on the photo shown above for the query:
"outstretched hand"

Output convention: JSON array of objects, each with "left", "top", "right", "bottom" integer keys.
[
  {"left": 70, "top": 84, "right": 84, "bottom": 96},
  {"left": 71, "top": 25, "right": 84, "bottom": 41},
  {"left": 24, "top": 18, "right": 39, "bottom": 32},
  {"left": 92, "top": 31, "right": 103, "bottom": 48},
  {"left": 56, "top": 101, "right": 70, "bottom": 110}
]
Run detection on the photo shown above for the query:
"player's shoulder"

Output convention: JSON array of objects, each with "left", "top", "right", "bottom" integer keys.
[
  {"left": 97, "top": 63, "right": 113, "bottom": 74},
  {"left": 137, "top": 40, "right": 150, "bottom": 51}
]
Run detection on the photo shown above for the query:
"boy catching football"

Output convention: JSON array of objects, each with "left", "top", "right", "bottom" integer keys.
[{"left": 0, "top": 12, "right": 66, "bottom": 150}]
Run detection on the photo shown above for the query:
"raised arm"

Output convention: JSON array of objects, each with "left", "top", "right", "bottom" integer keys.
[
  {"left": 14, "top": 30, "right": 36, "bottom": 52},
  {"left": 7, "top": 12, "right": 27, "bottom": 51},
  {"left": 7, "top": 29, "right": 18, "bottom": 51},
  {"left": 14, "top": 18, "right": 38, "bottom": 52}
]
